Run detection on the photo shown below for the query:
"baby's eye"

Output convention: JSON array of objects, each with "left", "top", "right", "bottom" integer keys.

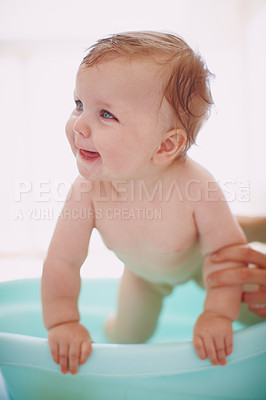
[
  {"left": 100, "top": 109, "right": 118, "bottom": 121},
  {"left": 75, "top": 100, "right": 83, "bottom": 111}
]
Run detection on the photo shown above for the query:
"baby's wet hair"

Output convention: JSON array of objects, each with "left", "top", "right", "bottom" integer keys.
[{"left": 82, "top": 31, "right": 214, "bottom": 151}]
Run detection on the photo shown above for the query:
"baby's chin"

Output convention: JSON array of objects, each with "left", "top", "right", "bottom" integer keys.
[
  {"left": 75, "top": 152, "right": 139, "bottom": 182},
  {"left": 76, "top": 152, "right": 103, "bottom": 180}
]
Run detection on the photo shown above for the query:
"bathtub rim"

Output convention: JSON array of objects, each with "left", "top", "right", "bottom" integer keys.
[{"left": 0, "top": 322, "right": 266, "bottom": 378}]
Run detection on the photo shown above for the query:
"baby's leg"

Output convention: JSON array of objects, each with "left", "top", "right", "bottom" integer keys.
[{"left": 105, "top": 268, "right": 165, "bottom": 343}]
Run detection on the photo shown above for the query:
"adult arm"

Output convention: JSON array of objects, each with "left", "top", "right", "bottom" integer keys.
[{"left": 207, "top": 245, "right": 266, "bottom": 318}]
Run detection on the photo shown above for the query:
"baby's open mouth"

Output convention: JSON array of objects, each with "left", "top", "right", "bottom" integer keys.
[{"left": 79, "top": 149, "right": 101, "bottom": 161}]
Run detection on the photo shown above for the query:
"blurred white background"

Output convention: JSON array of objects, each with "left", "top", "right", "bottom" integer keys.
[{"left": 0, "top": 0, "right": 265, "bottom": 281}]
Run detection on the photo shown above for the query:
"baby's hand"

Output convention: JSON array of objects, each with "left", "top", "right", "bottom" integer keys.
[
  {"left": 48, "top": 321, "right": 93, "bottom": 375},
  {"left": 193, "top": 311, "right": 233, "bottom": 366}
]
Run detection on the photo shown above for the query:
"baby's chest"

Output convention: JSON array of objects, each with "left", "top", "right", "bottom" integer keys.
[{"left": 94, "top": 200, "right": 197, "bottom": 255}]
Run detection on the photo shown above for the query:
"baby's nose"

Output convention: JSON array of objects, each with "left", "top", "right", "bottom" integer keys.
[{"left": 73, "top": 116, "right": 91, "bottom": 138}]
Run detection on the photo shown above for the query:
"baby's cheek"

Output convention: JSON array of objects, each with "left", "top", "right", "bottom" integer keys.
[
  {"left": 65, "top": 119, "right": 77, "bottom": 156},
  {"left": 65, "top": 118, "right": 72, "bottom": 139}
]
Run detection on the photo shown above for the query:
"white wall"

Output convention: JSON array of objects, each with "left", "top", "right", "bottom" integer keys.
[{"left": 0, "top": 0, "right": 265, "bottom": 260}]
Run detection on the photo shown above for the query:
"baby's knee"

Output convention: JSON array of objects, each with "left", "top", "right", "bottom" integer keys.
[{"left": 104, "top": 314, "right": 155, "bottom": 344}]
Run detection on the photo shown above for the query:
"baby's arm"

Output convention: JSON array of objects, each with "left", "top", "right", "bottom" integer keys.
[
  {"left": 41, "top": 176, "right": 94, "bottom": 374},
  {"left": 193, "top": 177, "right": 246, "bottom": 366}
]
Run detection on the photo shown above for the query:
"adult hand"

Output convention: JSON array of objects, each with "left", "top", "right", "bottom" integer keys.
[{"left": 207, "top": 245, "right": 266, "bottom": 318}]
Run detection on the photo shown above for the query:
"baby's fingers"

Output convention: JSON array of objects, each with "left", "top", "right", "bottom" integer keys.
[
  {"left": 204, "top": 337, "right": 219, "bottom": 366},
  {"left": 214, "top": 336, "right": 226, "bottom": 366},
  {"left": 69, "top": 342, "right": 80, "bottom": 375},
  {"left": 49, "top": 341, "right": 59, "bottom": 364},
  {"left": 193, "top": 335, "right": 207, "bottom": 360},
  {"left": 225, "top": 333, "right": 233, "bottom": 356},
  {"left": 79, "top": 339, "right": 93, "bottom": 365},
  {"left": 59, "top": 343, "right": 69, "bottom": 374}
]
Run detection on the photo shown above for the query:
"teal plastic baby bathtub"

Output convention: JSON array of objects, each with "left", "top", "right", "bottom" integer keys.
[{"left": 0, "top": 278, "right": 265, "bottom": 400}]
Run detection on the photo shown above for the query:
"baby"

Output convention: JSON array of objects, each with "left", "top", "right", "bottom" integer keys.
[{"left": 41, "top": 31, "right": 247, "bottom": 375}]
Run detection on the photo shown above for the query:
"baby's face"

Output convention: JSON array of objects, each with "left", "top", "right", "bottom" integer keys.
[{"left": 66, "top": 57, "right": 175, "bottom": 181}]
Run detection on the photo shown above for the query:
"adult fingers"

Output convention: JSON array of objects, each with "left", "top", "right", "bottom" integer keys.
[
  {"left": 207, "top": 267, "right": 266, "bottom": 287},
  {"left": 248, "top": 304, "right": 266, "bottom": 318},
  {"left": 244, "top": 287, "right": 266, "bottom": 317},
  {"left": 210, "top": 245, "right": 266, "bottom": 268},
  {"left": 244, "top": 289, "right": 266, "bottom": 305}
]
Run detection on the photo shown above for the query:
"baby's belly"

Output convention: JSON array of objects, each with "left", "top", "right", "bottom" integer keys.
[{"left": 113, "top": 242, "right": 203, "bottom": 287}]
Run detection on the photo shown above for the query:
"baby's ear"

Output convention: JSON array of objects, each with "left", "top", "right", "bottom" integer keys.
[{"left": 152, "top": 129, "right": 187, "bottom": 165}]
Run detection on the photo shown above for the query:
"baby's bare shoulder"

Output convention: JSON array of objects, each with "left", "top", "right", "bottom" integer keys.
[
  {"left": 180, "top": 157, "right": 215, "bottom": 182},
  {"left": 173, "top": 157, "right": 217, "bottom": 202}
]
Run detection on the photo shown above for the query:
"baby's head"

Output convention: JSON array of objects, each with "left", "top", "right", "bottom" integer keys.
[{"left": 82, "top": 31, "right": 214, "bottom": 153}]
